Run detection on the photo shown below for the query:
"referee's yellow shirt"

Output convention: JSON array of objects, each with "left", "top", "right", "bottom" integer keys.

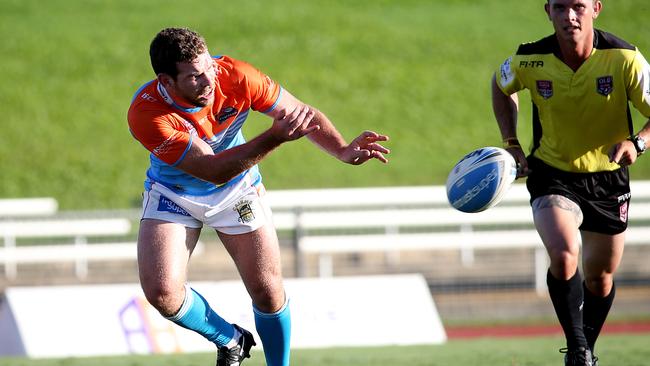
[{"left": 496, "top": 29, "right": 650, "bottom": 173}]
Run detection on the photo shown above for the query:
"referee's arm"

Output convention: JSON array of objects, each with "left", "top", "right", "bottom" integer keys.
[{"left": 491, "top": 74, "right": 529, "bottom": 177}]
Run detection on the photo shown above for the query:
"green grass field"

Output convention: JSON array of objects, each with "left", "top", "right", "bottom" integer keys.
[
  {"left": 1, "top": 334, "right": 649, "bottom": 366},
  {"left": 1, "top": 0, "right": 649, "bottom": 210}
]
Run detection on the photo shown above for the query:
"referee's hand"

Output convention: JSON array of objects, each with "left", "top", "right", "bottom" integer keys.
[
  {"left": 608, "top": 140, "right": 638, "bottom": 166},
  {"left": 505, "top": 146, "right": 530, "bottom": 178}
]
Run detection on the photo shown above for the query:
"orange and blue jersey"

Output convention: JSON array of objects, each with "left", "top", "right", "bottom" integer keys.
[{"left": 128, "top": 56, "right": 282, "bottom": 195}]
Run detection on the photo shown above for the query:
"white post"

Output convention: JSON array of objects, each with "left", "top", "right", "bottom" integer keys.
[
  {"left": 4, "top": 234, "right": 17, "bottom": 279},
  {"left": 534, "top": 247, "right": 549, "bottom": 296},
  {"left": 384, "top": 215, "right": 400, "bottom": 267},
  {"left": 318, "top": 254, "right": 333, "bottom": 278},
  {"left": 75, "top": 236, "right": 88, "bottom": 279},
  {"left": 459, "top": 223, "right": 475, "bottom": 266}
]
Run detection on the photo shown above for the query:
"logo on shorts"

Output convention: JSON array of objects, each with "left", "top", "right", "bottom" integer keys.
[
  {"left": 617, "top": 192, "right": 631, "bottom": 203},
  {"left": 234, "top": 199, "right": 255, "bottom": 223},
  {"left": 536, "top": 80, "right": 553, "bottom": 99},
  {"left": 596, "top": 76, "right": 614, "bottom": 96},
  {"left": 158, "top": 195, "right": 191, "bottom": 216},
  {"left": 619, "top": 201, "right": 629, "bottom": 223}
]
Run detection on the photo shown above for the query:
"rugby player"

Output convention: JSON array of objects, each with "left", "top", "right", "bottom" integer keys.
[{"left": 128, "top": 27, "right": 389, "bottom": 366}]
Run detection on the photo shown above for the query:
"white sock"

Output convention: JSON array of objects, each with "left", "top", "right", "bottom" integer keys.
[{"left": 224, "top": 326, "right": 241, "bottom": 349}]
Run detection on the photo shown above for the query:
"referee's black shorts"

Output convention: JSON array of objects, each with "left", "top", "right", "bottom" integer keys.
[{"left": 525, "top": 156, "right": 630, "bottom": 235}]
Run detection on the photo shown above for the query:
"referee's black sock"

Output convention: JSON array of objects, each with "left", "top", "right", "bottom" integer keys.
[
  {"left": 583, "top": 281, "right": 616, "bottom": 353},
  {"left": 547, "top": 269, "right": 588, "bottom": 350}
]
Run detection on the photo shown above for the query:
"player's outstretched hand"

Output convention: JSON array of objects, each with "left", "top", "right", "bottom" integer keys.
[
  {"left": 270, "top": 104, "right": 319, "bottom": 142},
  {"left": 340, "top": 131, "right": 390, "bottom": 165},
  {"left": 608, "top": 140, "right": 638, "bottom": 167}
]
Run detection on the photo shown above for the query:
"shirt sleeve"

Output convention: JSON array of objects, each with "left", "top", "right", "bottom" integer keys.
[
  {"left": 233, "top": 59, "right": 282, "bottom": 113},
  {"left": 127, "top": 109, "right": 193, "bottom": 166},
  {"left": 495, "top": 55, "right": 525, "bottom": 95},
  {"left": 627, "top": 49, "right": 650, "bottom": 118}
]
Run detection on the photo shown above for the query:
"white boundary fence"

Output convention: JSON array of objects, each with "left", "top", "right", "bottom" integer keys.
[
  {"left": 266, "top": 182, "right": 650, "bottom": 295},
  {"left": 0, "top": 218, "right": 133, "bottom": 279},
  {"left": 2, "top": 182, "right": 650, "bottom": 291},
  {"left": 0, "top": 198, "right": 57, "bottom": 218}
]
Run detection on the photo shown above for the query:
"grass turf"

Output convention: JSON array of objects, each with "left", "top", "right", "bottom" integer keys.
[
  {"left": 1, "top": 333, "right": 649, "bottom": 366},
  {"left": 1, "top": 0, "right": 649, "bottom": 209}
]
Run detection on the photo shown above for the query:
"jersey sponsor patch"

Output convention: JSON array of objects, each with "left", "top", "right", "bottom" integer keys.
[
  {"left": 596, "top": 76, "right": 614, "bottom": 96},
  {"left": 499, "top": 57, "right": 514, "bottom": 87},
  {"left": 152, "top": 135, "right": 176, "bottom": 157},
  {"left": 519, "top": 60, "right": 544, "bottom": 68},
  {"left": 141, "top": 93, "right": 157, "bottom": 103},
  {"left": 217, "top": 106, "right": 238, "bottom": 123},
  {"left": 536, "top": 80, "right": 553, "bottom": 99},
  {"left": 158, "top": 195, "right": 191, "bottom": 216}
]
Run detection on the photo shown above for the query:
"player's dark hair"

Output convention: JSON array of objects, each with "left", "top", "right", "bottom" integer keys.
[
  {"left": 546, "top": 0, "right": 597, "bottom": 3},
  {"left": 149, "top": 27, "right": 207, "bottom": 79}
]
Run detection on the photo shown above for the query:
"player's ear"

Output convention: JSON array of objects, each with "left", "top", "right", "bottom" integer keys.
[
  {"left": 157, "top": 73, "right": 175, "bottom": 89},
  {"left": 592, "top": 1, "right": 602, "bottom": 19},
  {"left": 544, "top": 2, "right": 551, "bottom": 20}
]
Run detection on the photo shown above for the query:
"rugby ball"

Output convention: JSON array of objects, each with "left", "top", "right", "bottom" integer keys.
[{"left": 446, "top": 146, "right": 517, "bottom": 213}]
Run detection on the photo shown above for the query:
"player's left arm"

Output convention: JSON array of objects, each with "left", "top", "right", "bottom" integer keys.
[
  {"left": 608, "top": 50, "right": 650, "bottom": 166},
  {"left": 609, "top": 118, "right": 650, "bottom": 166},
  {"left": 265, "top": 90, "right": 390, "bottom": 165}
]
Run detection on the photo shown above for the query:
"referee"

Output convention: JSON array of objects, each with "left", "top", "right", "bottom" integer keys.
[{"left": 491, "top": 1, "right": 650, "bottom": 365}]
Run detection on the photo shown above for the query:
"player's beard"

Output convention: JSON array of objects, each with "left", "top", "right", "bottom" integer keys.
[{"left": 183, "top": 87, "right": 213, "bottom": 107}]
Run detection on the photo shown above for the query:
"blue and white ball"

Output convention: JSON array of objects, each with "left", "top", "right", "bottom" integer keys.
[{"left": 446, "top": 146, "right": 517, "bottom": 213}]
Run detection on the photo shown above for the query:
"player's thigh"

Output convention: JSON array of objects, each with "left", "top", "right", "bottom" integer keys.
[
  {"left": 137, "top": 219, "right": 202, "bottom": 291},
  {"left": 532, "top": 194, "right": 583, "bottom": 257},
  {"left": 217, "top": 223, "right": 284, "bottom": 311},
  {"left": 581, "top": 230, "right": 625, "bottom": 294}
]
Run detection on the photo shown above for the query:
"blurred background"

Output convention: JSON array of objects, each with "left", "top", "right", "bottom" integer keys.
[{"left": 1, "top": 0, "right": 649, "bottom": 364}]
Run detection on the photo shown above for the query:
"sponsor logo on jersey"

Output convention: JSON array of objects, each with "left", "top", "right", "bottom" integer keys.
[
  {"left": 141, "top": 93, "right": 157, "bottom": 102},
  {"left": 179, "top": 119, "right": 198, "bottom": 136},
  {"left": 519, "top": 60, "right": 544, "bottom": 68},
  {"left": 234, "top": 199, "right": 255, "bottom": 223},
  {"left": 499, "top": 57, "right": 514, "bottom": 87},
  {"left": 158, "top": 195, "right": 191, "bottom": 216},
  {"left": 536, "top": 80, "right": 553, "bottom": 99},
  {"left": 153, "top": 135, "right": 175, "bottom": 156},
  {"left": 217, "top": 106, "right": 238, "bottom": 123},
  {"left": 596, "top": 76, "right": 614, "bottom": 96}
]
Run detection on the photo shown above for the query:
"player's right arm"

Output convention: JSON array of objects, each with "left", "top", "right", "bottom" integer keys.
[
  {"left": 176, "top": 106, "right": 318, "bottom": 186},
  {"left": 128, "top": 106, "right": 317, "bottom": 187},
  {"left": 492, "top": 56, "right": 529, "bottom": 177}
]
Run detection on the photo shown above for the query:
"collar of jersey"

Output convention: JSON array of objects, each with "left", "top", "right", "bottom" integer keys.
[{"left": 157, "top": 82, "right": 203, "bottom": 114}]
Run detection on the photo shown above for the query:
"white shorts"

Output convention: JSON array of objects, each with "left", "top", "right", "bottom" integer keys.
[{"left": 141, "top": 175, "right": 273, "bottom": 235}]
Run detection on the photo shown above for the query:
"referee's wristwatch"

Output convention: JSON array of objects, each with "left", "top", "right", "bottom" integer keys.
[{"left": 630, "top": 134, "right": 647, "bottom": 155}]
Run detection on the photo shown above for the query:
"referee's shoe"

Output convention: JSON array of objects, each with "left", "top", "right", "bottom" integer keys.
[
  {"left": 560, "top": 347, "right": 594, "bottom": 366},
  {"left": 216, "top": 324, "right": 256, "bottom": 366}
]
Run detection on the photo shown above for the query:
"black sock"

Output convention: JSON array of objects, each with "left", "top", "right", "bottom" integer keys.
[
  {"left": 583, "top": 281, "right": 616, "bottom": 353},
  {"left": 547, "top": 269, "right": 588, "bottom": 349}
]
